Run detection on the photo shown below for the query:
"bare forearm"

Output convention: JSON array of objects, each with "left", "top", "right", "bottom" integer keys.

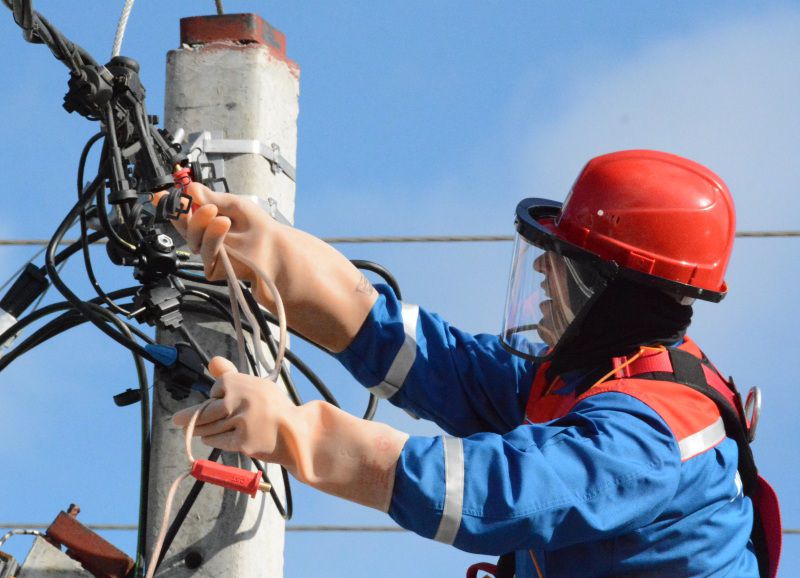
[{"left": 256, "top": 222, "right": 379, "bottom": 352}]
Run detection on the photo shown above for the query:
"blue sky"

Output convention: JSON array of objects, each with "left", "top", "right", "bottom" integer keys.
[{"left": 0, "top": 1, "right": 798, "bottom": 576}]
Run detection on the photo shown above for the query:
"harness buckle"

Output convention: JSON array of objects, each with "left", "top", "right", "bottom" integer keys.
[{"left": 744, "top": 386, "right": 762, "bottom": 443}]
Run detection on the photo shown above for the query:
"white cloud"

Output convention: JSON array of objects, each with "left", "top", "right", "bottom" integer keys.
[{"left": 518, "top": 6, "right": 800, "bottom": 231}]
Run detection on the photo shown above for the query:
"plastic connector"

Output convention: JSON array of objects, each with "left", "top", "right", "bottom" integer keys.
[
  {"left": 190, "top": 460, "right": 271, "bottom": 497},
  {"left": 0, "top": 264, "right": 49, "bottom": 318},
  {"left": 145, "top": 342, "right": 214, "bottom": 399}
]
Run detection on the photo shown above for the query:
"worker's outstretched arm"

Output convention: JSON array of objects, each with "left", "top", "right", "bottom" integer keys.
[
  {"left": 173, "top": 357, "right": 409, "bottom": 511},
  {"left": 163, "top": 183, "right": 535, "bottom": 436},
  {"left": 163, "top": 182, "right": 378, "bottom": 353}
]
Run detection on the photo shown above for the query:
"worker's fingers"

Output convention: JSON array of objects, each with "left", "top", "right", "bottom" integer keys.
[
  {"left": 192, "top": 414, "right": 237, "bottom": 438},
  {"left": 185, "top": 182, "right": 244, "bottom": 216},
  {"left": 200, "top": 216, "right": 232, "bottom": 279},
  {"left": 185, "top": 204, "right": 219, "bottom": 253},
  {"left": 208, "top": 356, "right": 239, "bottom": 385},
  {"left": 172, "top": 402, "right": 212, "bottom": 428},
  {"left": 199, "top": 431, "right": 242, "bottom": 454},
  {"left": 193, "top": 398, "right": 231, "bottom": 426}
]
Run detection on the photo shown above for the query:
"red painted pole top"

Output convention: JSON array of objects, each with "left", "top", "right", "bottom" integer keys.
[{"left": 180, "top": 14, "right": 295, "bottom": 66}]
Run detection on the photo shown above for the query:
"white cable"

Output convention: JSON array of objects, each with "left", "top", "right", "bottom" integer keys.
[
  {"left": 111, "top": 0, "right": 135, "bottom": 58},
  {"left": 144, "top": 471, "right": 190, "bottom": 578},
  {"left": 219, "top": 248, "right": 250, "bottom": 373},
  {"left": 145, "top": 403, "right": 208, "bottom": 578},
  {"left": 0, "top": 528, "right": 44, "bottom": 547},
  {"left": 143, "top": 202, "right": 288, "bottom": 576},
  {"left": 224, "top": 245, "right": 287, "bottom": 382}
]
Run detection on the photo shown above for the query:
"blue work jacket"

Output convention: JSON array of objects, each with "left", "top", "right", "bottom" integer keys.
[{"left": 335, "top": 285, "right": 758, "bottom": 577}]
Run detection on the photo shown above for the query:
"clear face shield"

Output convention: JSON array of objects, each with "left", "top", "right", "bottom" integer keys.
[{"left": 501, "top": 205, "right": 611, "bottom": 361}]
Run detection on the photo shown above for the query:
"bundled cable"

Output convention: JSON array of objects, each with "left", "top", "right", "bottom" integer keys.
[{"left": 0, "top": 6, "right": 406, "bottom": 577}]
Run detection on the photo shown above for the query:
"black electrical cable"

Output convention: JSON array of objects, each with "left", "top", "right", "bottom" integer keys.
[
  {"left": 237, "top": 284, "right": 305, "bottom": 403},
  {"left": 0, "top": 313, "right": 85, "bottom": 371},
  {"left": 77, "top": 133, "right": 131, "bottom": 317},
  {"left": 94, "top": 164, "right": 136, "bottom": 253},
  {"left": 176, "top": 262, "right": 204, "bottom": 271},
  {"left": 53, "top": 230, "right": 107, "bottom": 267},
  {"left": 0, "top": 300, "right": 152, "bottom": 372},
  {"left": 173, "top": 269, "right": 227, "bottom": 286},
  {"left": 86, "top": 304, "right": 151, "bottom": 574},
  {"left": 176, "top": 324, "right": 210, "bottom": 365},
  {"left": 5, "top": 1, "right": 100, "bottom": 72},
  {"left": 174, "top": 290, "right": 295, "bottom": 518},
  {"left": 0, "top": 287, "right": 139, "bottom": 351},
  {"left": 351, "top": 259, "right": 403, "bottom": 300},
  {"left": 178, "top": 289, "right": 259, "bottom": 376},
  {"left": 44, "top": 181, "right": 157, "bottom": 363},
  {"left": 250, "top": 458, "right": 293, "bottom": 520},
  {"left": 154, "top": 447, "right": 222, "bottom": 569},
  {"left": 182, "top": 296, "right": 337, "bottom": 411}
]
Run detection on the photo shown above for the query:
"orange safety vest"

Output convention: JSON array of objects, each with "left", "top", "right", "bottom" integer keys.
[
  {"left": 469, "top": 338, "right": 782, "bottom": 578},
  {"left": 525, "top": 338, "right": 781, "bottom": 578}
]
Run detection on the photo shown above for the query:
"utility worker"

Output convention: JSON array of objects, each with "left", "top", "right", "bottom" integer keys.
[{"left": 171, "top": 150, "right": 781, "bottom": 577}]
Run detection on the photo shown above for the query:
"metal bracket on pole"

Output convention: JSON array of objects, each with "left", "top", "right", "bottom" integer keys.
[{"left": 182, "top": 130, "right": 293, "bottom": 226}]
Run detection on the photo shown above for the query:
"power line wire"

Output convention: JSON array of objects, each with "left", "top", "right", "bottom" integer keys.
[
  {"left": 0, "top": 523, "right": 797, "bottom": 534},
  {"left": 0, "top": 230, "right": 798, "bottom": 247}
]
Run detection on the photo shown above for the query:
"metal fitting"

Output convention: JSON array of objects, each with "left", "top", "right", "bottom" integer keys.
[{"left": 155, "top": 234, "right": 174, "bottom": 253}]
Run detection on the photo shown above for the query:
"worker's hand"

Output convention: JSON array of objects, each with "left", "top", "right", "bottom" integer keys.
[
  {"left": 172, "top": 356, "right": 299, "bottom": 466},
  {"left": 153, "top": 182, "right": 275, "bottom": 284},
  {"left": 173, "top": 356, "right": 409, "bottom": 512}
]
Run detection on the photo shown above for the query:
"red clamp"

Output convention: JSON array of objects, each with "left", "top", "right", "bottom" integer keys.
[{"left": 191, "top": 459, "right": 271, "bottom": 498}]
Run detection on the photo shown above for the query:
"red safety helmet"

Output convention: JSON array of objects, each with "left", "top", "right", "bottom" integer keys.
[{"left": 501, "top": 150, "right": 735, "bottom": 361}]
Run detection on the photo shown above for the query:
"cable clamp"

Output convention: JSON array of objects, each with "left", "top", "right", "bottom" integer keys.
[{"left": 177, "top": 130, "right": 293, "bottom": 225}]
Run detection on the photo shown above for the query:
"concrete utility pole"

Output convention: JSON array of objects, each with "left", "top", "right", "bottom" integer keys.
[{"left": 147, "top": 14, "right": 299, "bottom": 577}]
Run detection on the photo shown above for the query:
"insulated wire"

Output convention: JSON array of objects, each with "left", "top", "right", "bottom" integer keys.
[
  {"left": 149, "top": 227, "right": 290, "bottom": 574},
  {"left": 218, "top": 247, "right": 286, "bottom": 381},
  {"left": 44, "top": 181, "right": 156, "bottom": 363},
  {"left": 178, "top": 290, "right": 260, "bottom": 375},
  {"left": 0, "top": 528, "right": 44, "bottom": 547},
  {"left": 153, "top": 447, "right": 222, "bottom": 569},
  {"left": 77, "top": 133, "right": 132, "bottom": 317},
  {"left": 112, "top": 0, "right": 135, "bottom": 58},
  {"left": 87, "top": 304, "right": 151, "bottom": 577},
  {"left": 0, "top": 287, "right": 139, "bottom": 354},
  {"left": 0, "top": 301, "right": 152, "bottom": 373},
  {"left": 146, "top": 401, "right": 211, "bottom": 578}
]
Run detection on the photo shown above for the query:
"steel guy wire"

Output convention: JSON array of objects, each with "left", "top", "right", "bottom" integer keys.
[
  {"left": 112, "top": 0, "right": 135, "bottom": 58},
  {"left": 0, "top": 230, "right": 799, "bottom": 247},
  {"left": 0, "top": 523, "right": 797, "bottom": 534}
]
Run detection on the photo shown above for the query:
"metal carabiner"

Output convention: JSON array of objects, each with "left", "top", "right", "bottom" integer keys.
[{"left": 744, "top": 386, "right": 762, "bottom": 443}]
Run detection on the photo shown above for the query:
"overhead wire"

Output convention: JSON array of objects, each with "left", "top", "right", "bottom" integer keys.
[{"left": 112, "top": 0, "right": 135, "bottom": 58}]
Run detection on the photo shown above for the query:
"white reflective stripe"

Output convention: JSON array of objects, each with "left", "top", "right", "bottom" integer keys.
[
  {"left": 368, "top": 303, "right": 419, "bottom": 399},
  {"left": 678, "top": 416, "right": 726, "bottom": 461},
  {"left": 433, "top": 436, "right": 464, "bottom": 545}
]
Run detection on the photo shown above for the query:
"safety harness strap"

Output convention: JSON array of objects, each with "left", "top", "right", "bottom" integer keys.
[{"left": 617, "top": 346, "right": 775, "bottom": 578}]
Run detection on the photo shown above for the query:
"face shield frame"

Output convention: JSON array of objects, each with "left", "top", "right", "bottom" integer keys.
[{"left": 500, "top": 198, "right": 620, "bottom": 363}]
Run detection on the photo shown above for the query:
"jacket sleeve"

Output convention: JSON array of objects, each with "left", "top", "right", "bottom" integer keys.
[
  {"left": 334, "top": 284, "right": 536, "bottom": 436},
  {"left": 387, "top": 392, "right": 682, "bottom": 554}
]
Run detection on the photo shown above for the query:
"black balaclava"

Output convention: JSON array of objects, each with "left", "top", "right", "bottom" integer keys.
[{"left": 548, "top": 276, "right": 694, "bottom": 378}]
